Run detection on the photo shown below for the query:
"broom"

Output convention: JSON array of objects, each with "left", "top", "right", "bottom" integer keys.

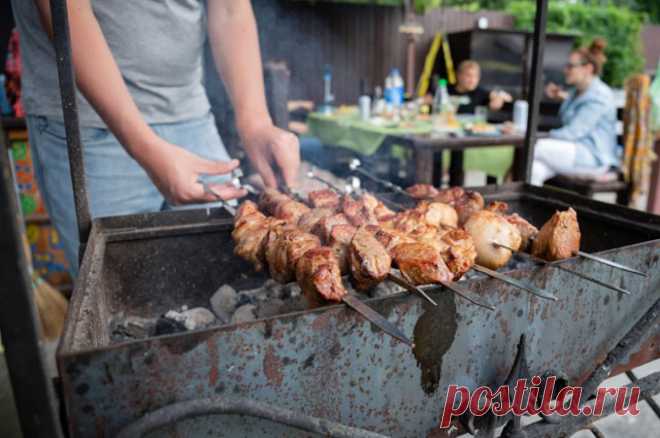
[{"left": 22, "top": 234, "right": 69, "bottom": 341}]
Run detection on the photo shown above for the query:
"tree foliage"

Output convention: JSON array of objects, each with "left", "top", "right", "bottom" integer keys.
[{"left": 507, "top": 1, "right": 644, "bottom": 87}]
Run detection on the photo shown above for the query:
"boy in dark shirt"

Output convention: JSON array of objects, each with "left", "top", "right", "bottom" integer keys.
[{"left": 448, "top": 60, "right": 511, "bottom": 114}]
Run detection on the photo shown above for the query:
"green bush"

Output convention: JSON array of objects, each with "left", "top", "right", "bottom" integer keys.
[{"left": 507, "top": 1, "right": 645, "bottom": 87}]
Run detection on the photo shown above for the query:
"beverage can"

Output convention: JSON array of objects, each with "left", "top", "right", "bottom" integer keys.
[
  {"left": 359, "top": 95, "right": 371, "bottom": 121},
  {"left": 513, "top": 100, "right": 529, "bottom": 132}
]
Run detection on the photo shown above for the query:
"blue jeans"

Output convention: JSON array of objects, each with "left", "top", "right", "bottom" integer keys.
[{"left": 26, "top": 113, "right": 231, "bottom": 276}]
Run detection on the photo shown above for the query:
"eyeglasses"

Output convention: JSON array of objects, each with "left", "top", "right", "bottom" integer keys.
[{"left": 564, "top": 61, "right": 587, "bottom": 70}]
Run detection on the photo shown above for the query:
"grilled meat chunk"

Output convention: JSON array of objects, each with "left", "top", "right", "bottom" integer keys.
[
  {"left": 439, "top": 229, "right": 477, "bottom": 280},
  {"left": 259, "top": 188, "right": 291, "bottom": 215},
  {"left": 328, "top": 224, "right": 357, "bottom": 274},
  {"left": 485, "top": 201, "right": 538, "bottom": 251},
  {"left": 296, "top": 247, "right": 347, "bottom": 305},
  {"left": 391, "top": 242, "right": 453, "bottom": 285},
  {"left": 348, "top": 226, "right": 392, "bottom": 290},
  {"left": 308, "top": 189, "right": 341, "bottom": 210},
  {"left": 342, "top": 195, "right": 379, "bottom": 227},
  {"left": 298, "top": 208, "right": 335, "bottom": 233},
  {"left": 360, "top": 193, "right": 396, "bottom": 221},
  {"left": 372, "top": 227, "right": 415, "bottom": 255},
  {"left": 433, "top": 187, "right": 485, "bottom": 226},
  {"left": 233, "top": 216, "right": 285, "bottom": 272},
  {"left": 313, "top": 213, "right": 351, "bottom": 243},
  {"left": 414, "top": 200, "right": 458, "bottom": 228},
  {"left": 265, "top": 226, "right": 320, "bottom": 283},
  {"left": 505, "top": 214, "right": 538, "bottom": 252},
  {"left": 273, "top": 200, "right": 310, "bottom": 224},
  {"left": 531, "top": 208, "right": 581, "bottom": 261},
  {"left": 406, "top": 184, "right": 439, "bottom": 199},
  {"left": 464, "top": 210, "right": 521, "bottom": 270}
]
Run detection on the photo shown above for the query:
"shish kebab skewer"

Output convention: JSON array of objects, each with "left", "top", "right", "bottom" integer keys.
[
  {"left": 350, "top": 159, "right": 646, "bottom": 278},
  {"left": 304, "top": 172, "right": 497, "bottom": 310},
  {"left": 229, "top": 197, "right": 413, "bottom": 347},
  {"left": 339, "top": 164, "right": 556, "bottom": 301},
  {"left": 345, "top": 164, "right": 634, "bottom": 296}
]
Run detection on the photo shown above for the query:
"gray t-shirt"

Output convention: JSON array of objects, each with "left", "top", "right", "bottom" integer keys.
[{"left": 11, "top": 0, "right": 211, "bottom": 128}]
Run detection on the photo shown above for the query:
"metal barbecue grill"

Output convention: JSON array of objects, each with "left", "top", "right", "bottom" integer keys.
[{"left": 0, "top": 1, "right": 659, "bottom": 437}]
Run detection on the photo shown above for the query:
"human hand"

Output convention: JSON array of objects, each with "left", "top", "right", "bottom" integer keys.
[
  {"left": 140, "top": 139, "right": 247, "bottom": 205},
  {"left": 489, "top": 90, "right": 512, "bottom": 111},
  {"left": 545, "top": 82, "right": 567, "bottom": 101},
  {"left": 239, "top": 120, "right": 300, "bottom": 188}
]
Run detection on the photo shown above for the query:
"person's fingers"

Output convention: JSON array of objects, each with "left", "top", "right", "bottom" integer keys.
[
  {"left": 207, "top": 183, "right": 248, "bottom": 201},
  {"left": 197, "top": 158, "right": 240, "bottom": 176},
  {"left": 252, "top": 154, "right": 278, "bottom": 188},
  {"left": 273, "top": 132, "right": 300, "bottom": 188}
]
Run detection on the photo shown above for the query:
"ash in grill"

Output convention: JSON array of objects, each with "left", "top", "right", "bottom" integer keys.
[{"left": 110, "top": 276, "right": 407, "bottom": 342}]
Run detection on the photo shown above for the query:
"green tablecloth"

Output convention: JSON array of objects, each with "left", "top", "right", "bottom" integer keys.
[{"left": 307, "top": 110, "right": 514, "bottom": 179}]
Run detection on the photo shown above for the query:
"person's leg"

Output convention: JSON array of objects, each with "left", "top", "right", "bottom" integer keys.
[
  {"left": 156, "top": 112, "right": 232, "bottom": 211},
  {"left": 26, "top": 116, "right": 164, "bottom": 276},
  {"left": 530, "top": 138, "right": 579, "bottom": 186}
]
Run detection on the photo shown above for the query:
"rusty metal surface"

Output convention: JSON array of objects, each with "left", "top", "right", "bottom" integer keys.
[{"left": 57, "top": 184, "right": 660, "bottom": 437}]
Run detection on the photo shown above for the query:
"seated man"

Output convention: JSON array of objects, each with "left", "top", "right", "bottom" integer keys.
[
  {"left": 532, "top": 38, "right": 618, "bottom": 186},
  {"left": 448, "top": 60, "right": 512, "bottom": 114}
]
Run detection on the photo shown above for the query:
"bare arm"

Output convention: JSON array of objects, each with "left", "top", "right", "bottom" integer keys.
[
  {"left": 207, "top": 0, "right": 300, "bottom": 188},
  {"left": 33, "top": 0, "right": 245, "bottom": 203}
]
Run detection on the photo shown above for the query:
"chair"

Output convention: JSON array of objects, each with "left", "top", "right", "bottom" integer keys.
[{"left": 544, "top": 74, "right": 655, "bottom": 206}]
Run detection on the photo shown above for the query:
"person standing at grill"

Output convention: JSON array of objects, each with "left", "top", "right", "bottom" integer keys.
[
  {"left": 531, "top": 38, "right": 617, "bottom": 186},
  {"left": 11, "top": 0, "right": 300, "bottom": 275}
]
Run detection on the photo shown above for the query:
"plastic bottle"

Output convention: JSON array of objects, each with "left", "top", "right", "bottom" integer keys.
[
  {"left": 432, "top": 79, "right": 455, "bottom": 128},
  {"left": 390, "top": 69, "right": 404, "bottom": 108}
]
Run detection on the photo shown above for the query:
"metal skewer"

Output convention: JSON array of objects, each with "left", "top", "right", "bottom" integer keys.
[
  {"left": 386, "top": 273, "right": 437, "bottom": 306},
  {"left": 576, "top": 251, "right": 647, "bottom": 277},
  {"left": 228, "top": 174, "right": 413, "bottom": 346},
  {"left": 341, "top": 295, "right": 413, "bottom": 347},
  {"left": 492, "top": 242, "right": 632, "bottom": 296}
]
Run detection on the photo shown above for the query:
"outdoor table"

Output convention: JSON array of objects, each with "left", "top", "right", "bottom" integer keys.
[
  {"left": 385, "top": 131, "right": 541, "bottom": 186},
  {"left": 307, "top": 109, "right": 525, "bottom": 186}
]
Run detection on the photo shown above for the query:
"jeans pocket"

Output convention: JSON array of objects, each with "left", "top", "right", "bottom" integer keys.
[{"left": 39, "top": 117, "right": 110, "bottom": 143}]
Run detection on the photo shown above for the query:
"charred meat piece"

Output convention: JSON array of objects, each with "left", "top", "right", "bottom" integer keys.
[
  {"left": 342, "top": 195, "right": 379, "bottom": 227},
  {"left": 312, "top": 213, "right": 351, "bottom": 243},
  {"left": 360, "top": 193, "right": 397, "bottom": 222},
  {"left": 484, "top": 201, "right": 538, "bottom": 251},
  {"left": 406, "top": 184, "right": 439, "bottom": 199},
  {"left": 485, "top": 201, "right": 509, "bottom": 214},
  {"left": 464, "top": 210, "right": 521, "bottom": 270},
  {"left": 328, "top": 224, "right": 357, "bottom": 274},
  {"left": 308, "top": 189, "right": 341, "bottom": 210},
  {"left": 233, "top": 216, "right": 285, "bottom": 272},
  {"left": 505, "top": 214, "right": 538, "bottom": 252},
  {"left": 391, "top": 242, "right": 453, "bottom": 285},
  {"left": 433, "top": 187, "right": 485, "bottom": 226},
  {"left": 392, "top": 210, "right": 432, "bottom": 234},
  {"left": 348, "top": 226, "right": 392, "bottom": 290},
  {"left": 296, "top": 247, "right": 347, "bottom": 305},
  {"left": 265, "top": 226, "right": 320, "bottom": 283},
  {"left": 298, "top": 208, "right": 335, "bottom": 233},
  {"left": 438, "top": 229, "right": 477, "bottom": 280},
  {"left": 414, "top": 200, "right": 458, "bottom": 228},
  {"left": 531, "top": 208, "right": 581, "bottom": 261},
  {"left": 273, "top": 200, "right": 310, "bottom": 224},
  {"left": 372, "top": 227, "right": 415, "bottom": 255},
  {"left": 259, "top": 188, "right": 291, "bottom": 215}
]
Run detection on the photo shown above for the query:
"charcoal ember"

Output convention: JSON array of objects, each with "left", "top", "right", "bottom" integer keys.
[
  {"left": 237, "top": 288, "right": 268, "bottom": 305},
  {"left": 155, "top": 317, "right": 187, "bottom": 336},
  {"left": 164, "top": 308, "right": 216, "bottom": 331},
  {"left": 283, "top": 283, "right": 302, "bottom": 299},
  {"left": 231, "top": 304, "right": 257, "bottom": 324},
  {"left": 263, "top": 279, "right": 287, "bottom": 299},
  {"left": 210, "top": 285, "right": 238, "bottom": 323},
  {"left": 111, "top": 316, "right": 156, "bottom": 340},
  {"left": 256, "top": 299, "right": 285, "bottom": 319}
]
